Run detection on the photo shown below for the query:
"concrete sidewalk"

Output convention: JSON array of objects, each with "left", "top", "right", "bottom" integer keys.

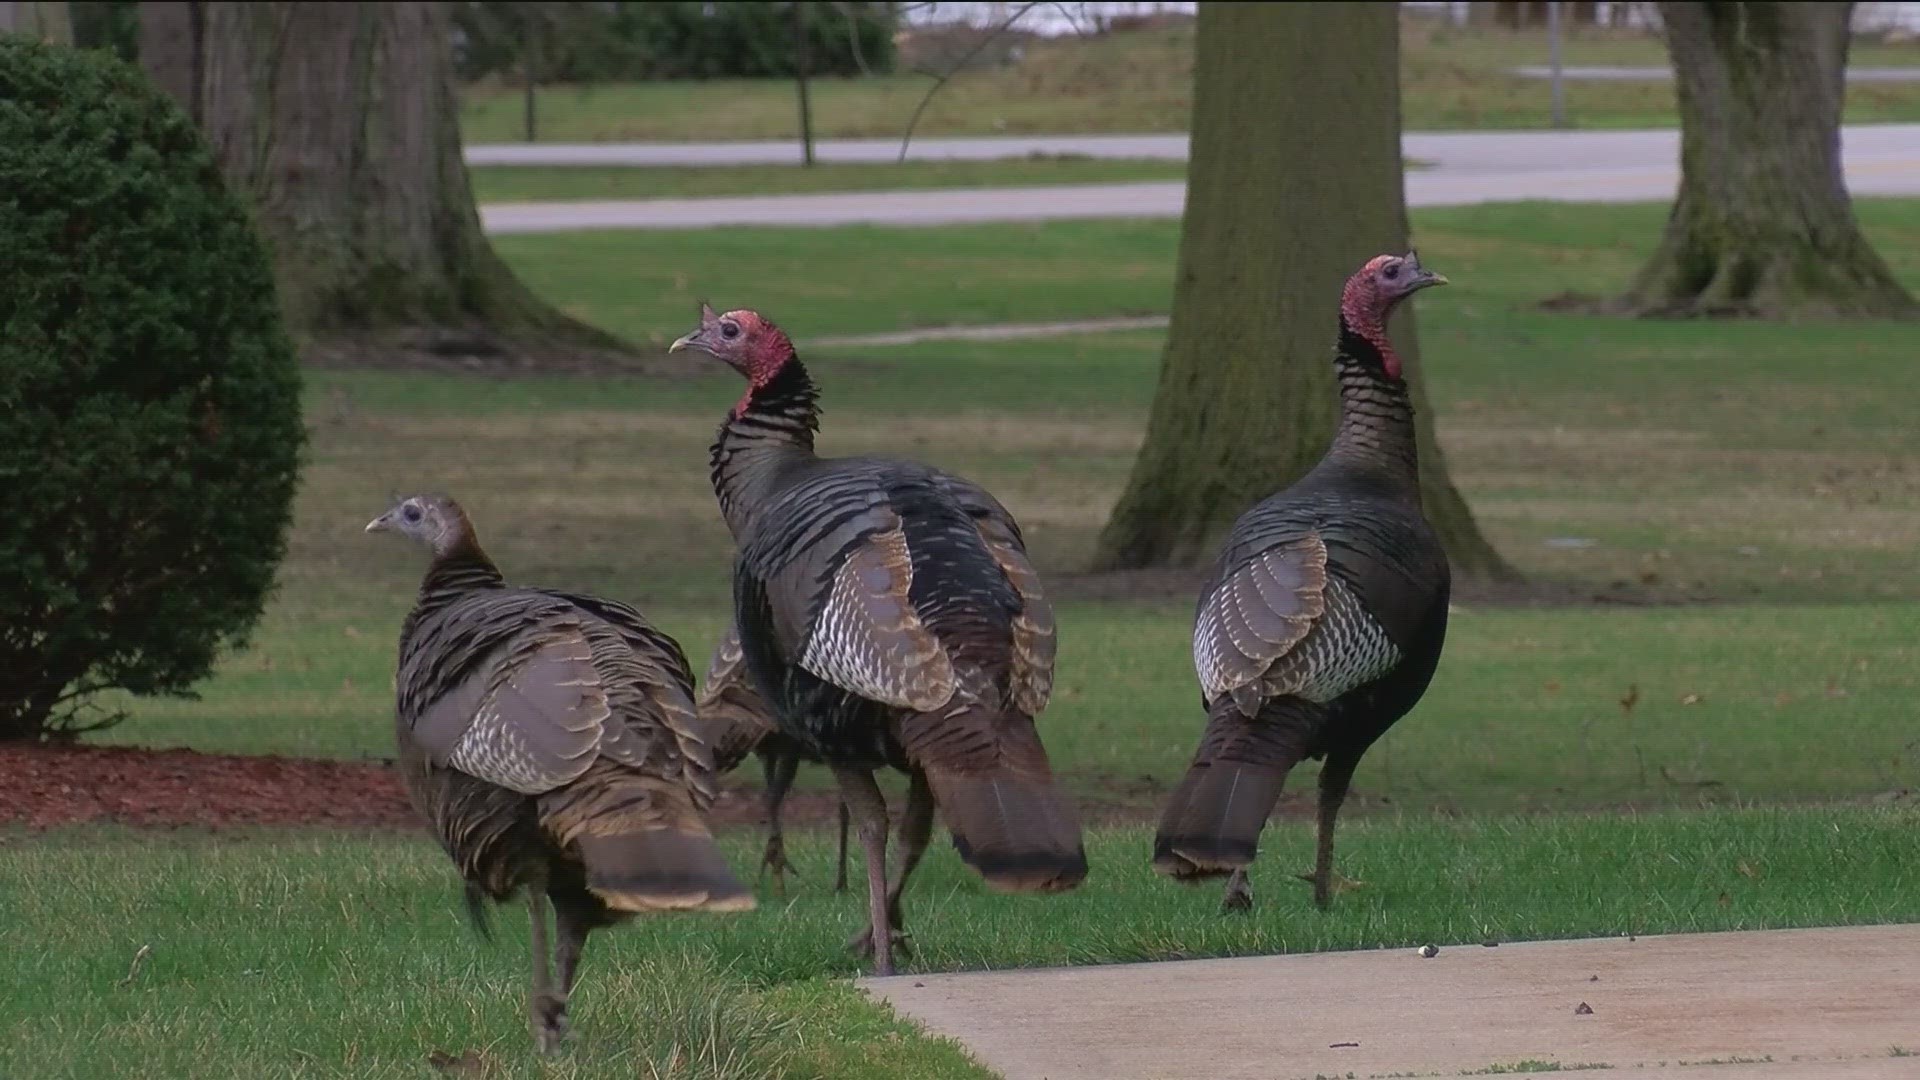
[
  {"left": 862, "top": 923, "right": 1920, "bottom": 1080},
  {"left": 477, "top": 127, "right": 1920, "bottom": 233}
]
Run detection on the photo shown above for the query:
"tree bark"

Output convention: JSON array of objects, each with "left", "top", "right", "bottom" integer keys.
[
  {"left": 1093, "top": 3, "right": 1513, "bottom": 582},
  {"left": 137, "top": 2, "right": 624, "bottom": 353},
  {"left": 1615, "top": 2, "right": 1916, "bottom": 319},
  {"left": 0, "top": 1, "right": 72, "bottom": 43}
]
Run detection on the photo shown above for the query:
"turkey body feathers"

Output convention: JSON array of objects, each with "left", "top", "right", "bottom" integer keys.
[
  {"left": 397, "top": 581, "right": 749, "bottom": 915},
  {"left": 1152, "top": 257, "right": 1455, "bottom": 902},
  {"left": 719, "top": 380, "right": 1084, "bottom": 892}
]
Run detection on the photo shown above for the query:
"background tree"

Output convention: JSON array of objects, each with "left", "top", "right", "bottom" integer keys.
[
  {"left": 0, "top": 1, "right": 71, "bottom": 43},
  {"left": 1614, "top": 2, "right": 1915, "bottom": 318},
  {"left": 137, "top": 1, "right": 622, "bottom": 362},
  {"left": 1, "top": 37, "right": 303, "bottom": 742},
  {"left": 1094, "top": 3, "right": 1511, "bottom": 581}
]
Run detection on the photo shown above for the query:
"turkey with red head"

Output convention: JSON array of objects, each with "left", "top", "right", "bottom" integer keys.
[
  {"left": 1152, "top": 252, "right": 1454, "bottom": 912},
  {"left": 672, "top": 304, "right": 1085, "bottom": 976},
  {"left": 368, "top": 493, "right": 752, "bottom": 1053}
]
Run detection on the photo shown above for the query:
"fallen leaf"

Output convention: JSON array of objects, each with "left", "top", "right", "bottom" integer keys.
[
  {"left": 1680, "top": 693, "right": 1702, "bottom": 706},
  {"left": 1619, "top": 685, "right": 1640, "bottom": 714},
  {"left": 1575, "top": 1002, "right": 1595, "bottom": 1016}
]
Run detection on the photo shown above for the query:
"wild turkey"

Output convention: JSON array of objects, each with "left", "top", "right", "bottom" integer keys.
[
  {"left": 699, "top": 621, "right": 851, "bottom": 895},
  {"left": 367, "top": 494, "right": 753, "bottom": 1052},
  {"left": 1152, "top": 252, "right": 1454, "bottom": 913},
  {"left": 671, "top": 304, "right": 1086, "bottom": 976}
]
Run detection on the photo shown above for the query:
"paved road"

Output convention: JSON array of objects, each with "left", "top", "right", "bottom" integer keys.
[
  {"left": 466, "top": 124, "right": 1920, "bottom": 169},
  {"left": 1512, "top": 64, "right": 1920, "bottom": 81},
  {"left": 476, "top": 125, "right": 1920, "bottom": 233},
  {"left": 863, "top": 924, "right": 1920, "bottom": 1080},
  {"left": 468, "top": 133, "right": 1193, "bottom": 167}
]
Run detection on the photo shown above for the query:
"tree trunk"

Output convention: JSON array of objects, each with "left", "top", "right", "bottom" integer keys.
[
  {"left": 1615, "top": 2, "right": 1916, "bottom": 319},
  {"left": 137, "top": 2, "right": 625, "bottom": 355},
  {"left": 1093, "top": 3, "right": 1513, "bottom": 583},
  {"left": 0, "top": 1, "right": 72, "bottom": 43}
]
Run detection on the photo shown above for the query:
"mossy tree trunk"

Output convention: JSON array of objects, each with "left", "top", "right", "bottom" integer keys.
[
  {"left": 137, "top": 1, "right": 623, "bottom": 353},
  {"left": 1094, "top": 3, "right": 1513, "bottom": 582},
  {"left": 1616, "top": 2, "right": 1916, "bottom": 319}
]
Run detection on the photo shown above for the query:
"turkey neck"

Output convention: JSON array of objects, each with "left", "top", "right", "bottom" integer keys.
[
  {"left": 710, "top": 356, "right": 821, "bottom": 537},
  {"left": 414, "top": 536, "right": 506, "bottom": 616},
  {"left": 1322, "top": 317, "right": 1420, "bottom": 501}
]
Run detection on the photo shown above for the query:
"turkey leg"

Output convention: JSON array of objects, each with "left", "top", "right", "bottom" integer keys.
[
  {"left": 551, "top": 892, "right": 595, "bottom": 998},
  {"left": 525, "top": 891, "right": 568, "bottom": 1055},
  {"left": 1300, "top": 752, "right": 1364, "bottom": 910},
  {"left": 833, "top": 798, "right": 851, "bottom": 893},
  {"left": 853, "top": 769, "right": 934, "bottom": 958},
  {"left": 759, "top": 750, "right": 802, "bottom": 895},
  {"left": 834, "top": 767, "right": 898, "bottom": 976}
]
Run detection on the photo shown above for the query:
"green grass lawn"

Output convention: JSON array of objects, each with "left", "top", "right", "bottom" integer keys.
[
  {"left": 468, "top": 159, "right": 1445, "bottom": 206},
  {"left": 6, "top": 807, "right": 1916, "bottom": 1078},
  {"left": 17, "top": 199, "right": 1920, "bottom": 1077},
  {"left": 90, "top": 200, "right": 1920, "bottom": 814},
  {"left": 458, "top": 23, "right": 1920, "bottom": 145},
  {"left": 469, "top": 158, "right": 1190, "bottom": 203}
]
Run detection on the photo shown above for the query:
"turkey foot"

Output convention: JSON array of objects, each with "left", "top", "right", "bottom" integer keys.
[
  {"left": 529, "top": 990, "right": 570, "bottom": 1056},
  {"left": 847, "top": 922, "right": 913, "bottom": 963},
  {"left": 760, "top": 832, "right": 798, "bottom": 896},
  {"left": 1220, "top": 868, "right": 1255, "bottom": 913},
  {"left": 1296, "top": 869, "right": 1367, "bottom": 907}
]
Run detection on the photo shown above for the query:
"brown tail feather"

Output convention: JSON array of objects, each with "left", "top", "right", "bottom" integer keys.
[
  {"left": 575, "top": 830, "right": 756, "bottom": 913},
  {"left": 900, "top": 705, "right": 1087, "bottom": 893},
  {"left": 925, "top": 766, "right": 1088, "bottom": 892},
  {"left": 1151, "top": 696, "right": 1319, "bottom": 881}
]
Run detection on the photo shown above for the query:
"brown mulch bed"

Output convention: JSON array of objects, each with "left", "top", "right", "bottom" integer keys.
[
  {"left": 0, "top": 743, "right": 1365, "bottom": 836},
  {"left": 0, "top": 743, "right": 845, "bottom": 833}
]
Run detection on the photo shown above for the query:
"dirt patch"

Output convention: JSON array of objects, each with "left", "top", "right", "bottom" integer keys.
[
  {"left": 0, "top": 741, "right": 1415, "bottom": 836},
  {"left": 0, "top": 743, "right": 843, "bottom": 834},
  {"left": 0, "top": 743, "right": 418, "bottom": 831}
]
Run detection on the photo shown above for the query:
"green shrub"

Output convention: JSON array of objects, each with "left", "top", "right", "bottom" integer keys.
[
  {"left": 453, "top": 1, "right": 898, "bottom": 84},
  {"left": 0, "top": 39, "right": 304, "bottom": 742}
]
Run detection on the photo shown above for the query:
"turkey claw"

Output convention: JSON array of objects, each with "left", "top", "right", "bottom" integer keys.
[
  {"left": 1297, "top": 870, "right": 1368, "bottom": 907},
  {"left": 530, "top": 990, "right": 570, "bottom": 1056},
  {"left": 759, "top": 834, "right": 798, "bottom": 896},
  {"left": 1221, "top": 868, "right": 1254, "bottom": 913},
  {"left": 847, "top": 924, "right": 912, "bottom": 962}
]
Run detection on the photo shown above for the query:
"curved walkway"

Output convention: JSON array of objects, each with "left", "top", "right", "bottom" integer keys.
[{"left": 862, "top": 923, "right": 1920, "bottom": 1080}]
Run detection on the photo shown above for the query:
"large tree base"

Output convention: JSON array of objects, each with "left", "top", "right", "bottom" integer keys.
[{"left": 1605, "top": 247, "right": 1920, "bottom": 321}]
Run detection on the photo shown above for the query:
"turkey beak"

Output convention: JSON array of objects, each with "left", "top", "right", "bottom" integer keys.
[
  {"left": 365, "top": 511, "right": 394, "bottom": 534},
  {"left": 668, "top": 329, "right": 702, "bottom": 355},
  {"left": 1402, "top": 251, "right": 1447, "bottom": 293}
]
